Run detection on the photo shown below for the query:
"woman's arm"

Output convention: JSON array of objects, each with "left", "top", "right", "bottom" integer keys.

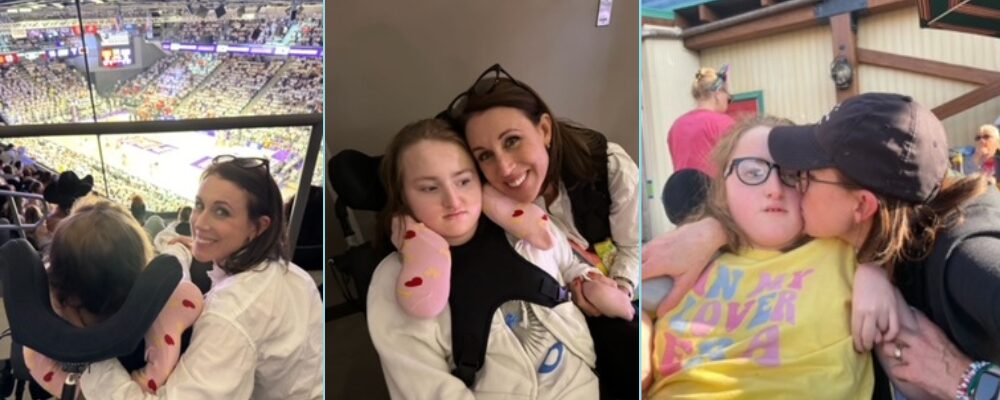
[
  {"left": 366, "top": 255, "right": 477, "bottom": 400},
  {"left": 945, "top": 236, "right": 1000, "bottom": 353},
  {"left": 79, "top": 313, "right": 257, "bottom": 399},
  {"left": 605, "top": 143, "right": 640, "bottom": 295},
  {"left": 643, "top": 217, "right": 726, "bottom": 315}
]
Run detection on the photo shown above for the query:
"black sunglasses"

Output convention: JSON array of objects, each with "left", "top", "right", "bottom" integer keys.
[
  {"left": 212, "top": 154, "right": 270, "bottom": 173},
  {"left": 443, "top": 63, "right": 534, "bottom": 122}
]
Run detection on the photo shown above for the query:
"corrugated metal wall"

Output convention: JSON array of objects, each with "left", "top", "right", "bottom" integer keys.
[
  {"left": 641, "top": 33, "right": 701, "bottom": 237},
  {"left": 858, "top": 7, "right": 1000, "bottom": 148},
  {"left": 700, "top": 24, "right": 836, "bottom": 124}
]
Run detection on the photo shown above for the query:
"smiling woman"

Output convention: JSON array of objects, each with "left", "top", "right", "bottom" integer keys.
[{"left": 76, "top": 155, "right": 324, "bottom": 399}]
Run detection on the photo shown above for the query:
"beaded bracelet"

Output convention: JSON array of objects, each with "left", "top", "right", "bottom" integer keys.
[{"left": 957, "top": 361, "right": 992, "bottom": 400}]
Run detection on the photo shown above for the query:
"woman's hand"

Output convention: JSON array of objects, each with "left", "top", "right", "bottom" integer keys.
[
  {"left": 643, "top": 217, "right": 725, "bottom": 315},
  {"left": 851, "top": 263, "right": 899, "bottom": 352},
  {"left": 168, "top": 236, "right": 194, "bottom": 250},
  {"left": 880, "top": 306, "right": 972, "bottom": 400},
  {"left": 570, "top": 272, "right": 617, "bottom": 317}
]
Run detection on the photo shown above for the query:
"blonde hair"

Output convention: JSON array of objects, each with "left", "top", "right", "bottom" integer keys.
[
  {"left": 979, "top": 124, "right": 999, "bottom": 140},
  {"left": 699, "top": 115, "right": 795, "bottom": 252},
  {"left": 691, "top": 67, "right": 726, "bottom": 100}
]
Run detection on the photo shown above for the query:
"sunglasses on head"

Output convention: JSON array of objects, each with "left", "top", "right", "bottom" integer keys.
[
  {"left": 212, "top": 154, "right": 270, "bottom": 173},
  {"left": 443, "top": 64, "right": 534, "bottom": 122}
]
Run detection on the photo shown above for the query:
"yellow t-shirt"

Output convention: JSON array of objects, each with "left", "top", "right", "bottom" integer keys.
[{"left": 648, "top": 238, "right": 873, "bottom": 399}]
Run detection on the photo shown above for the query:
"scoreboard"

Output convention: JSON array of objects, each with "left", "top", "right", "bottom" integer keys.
[
  {"left": 100, "top": 47, "right": 133, "bottom": 68},
  {"left": 0, "top": 53, "right": 19, "bottom": 66},
  {"left": 99, "top": 30, "right": 133, "bottom": 68}
]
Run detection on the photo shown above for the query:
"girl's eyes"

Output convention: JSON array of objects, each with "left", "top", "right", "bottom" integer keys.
[
  {"left": 476, "top": 152, "right": 493, "bottom": 163},
  {"left": 418, "top": 186, "right": 438, "bottom": 193},
  {"left": 503, "top": 136, "right": 520, "bottom": 148},
  {"left": 458, "top": 178, "right": 472, "bottom": 186},
  {"left": 214, "top": 207, "right": 230, "bottom": 217}
]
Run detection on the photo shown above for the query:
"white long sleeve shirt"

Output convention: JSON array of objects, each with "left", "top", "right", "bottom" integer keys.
[
  {"left": 367, "top": 224, "right": 599, "bottom": 400},
  {"left": 79, "top": 230, "right": 323, "bottom": 399},
  {"left": 540, "top": 142, "right": 640, "bottom": 294}
]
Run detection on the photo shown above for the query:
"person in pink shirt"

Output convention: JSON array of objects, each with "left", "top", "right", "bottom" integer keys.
[{"left": 667, "top": 65, "right": 736, "bottom": 177}]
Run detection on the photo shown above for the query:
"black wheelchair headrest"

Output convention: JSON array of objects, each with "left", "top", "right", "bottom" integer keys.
[
  {"left": 0, "top": 239, "right": 181, "bottom": 363},
  {"left": 662, "top": 169, "right": 711, "bottom": 225},
  {"left": 330, "top": 150, "right": 386, "bottom": 212}
]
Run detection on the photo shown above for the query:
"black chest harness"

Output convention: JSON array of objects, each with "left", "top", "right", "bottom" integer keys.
[{"left": 447, "top": 217, "right": 571, "bottom": 387}]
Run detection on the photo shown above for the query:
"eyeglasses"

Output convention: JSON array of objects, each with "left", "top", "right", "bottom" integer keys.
[
  {"left": 975, "top": 135, "right": 995, "bottom": 142},
  {"left": 212, "top": 155, "right": 270, "bottom": 173},
  {"left": 795, "top": 171, "right": 861, "bottom": 193},
  {"left": 444, "top": 63, "right": 533, "bottom": 121},
  {"left": 725, "top": 157, "right": 798, "bottom": 188}
]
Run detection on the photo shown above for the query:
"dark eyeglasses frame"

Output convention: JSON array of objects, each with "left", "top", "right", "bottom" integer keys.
[
  {"left": 795, "top": 170, "right": 862, "bottom": 193},
  {"left": 975, "top": 135, "right": 995, "bottom": 141},
  {"left": 212, "top": 154, "right": 270, "bottom": 173},
  {"left": 725, "top": 157, "right": 798, "bottom": 188},
  {"left": 444, "top": 63, "right": 534, "bottom": 122}
]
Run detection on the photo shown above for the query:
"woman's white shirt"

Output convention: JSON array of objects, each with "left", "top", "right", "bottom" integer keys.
[{"left": 79, "top": 229, "right": 323, "bottom": 399}]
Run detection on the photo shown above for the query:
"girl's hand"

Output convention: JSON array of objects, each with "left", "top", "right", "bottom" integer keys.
[
  {"left": 570, "top": 277, "right": 602, "bottom": 317},
  {"left": 851, "top": 262, "right": 899, "bottom": 352}
]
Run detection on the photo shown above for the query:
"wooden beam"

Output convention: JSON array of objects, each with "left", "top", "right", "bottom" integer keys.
[
  {"left": 865, "top": 0, "right": 913, "bottom": 15},
  {"left": 699, "top": 4, "right": 719, "bottom": 23},
  {"left": 642, "top": 16, "right": 677, "bottom": 28},
  {"left": 830, "top": 13, "right": 858, "bottom": 101},
  {"left": 683, "top": 0, "right": 910, "bottom": 50},
  {"left": 933, "top": 79, "right": 1000, "bottom": 120},
  {"left": 684, "top": 4, "right": 816, "bottom": 50},
  {"left": 674, "top": 13, "right": 691, "bottom": 29},
  {"left": 857, "top": 49, "right": 1000, "bottom": 86}
]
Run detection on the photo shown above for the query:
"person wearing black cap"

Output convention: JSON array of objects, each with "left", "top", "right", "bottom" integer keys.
[{"left": 643, "top": 93, "right": 1000, "bottom": 399}]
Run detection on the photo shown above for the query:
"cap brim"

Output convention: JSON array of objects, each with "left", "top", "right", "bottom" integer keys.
[{"left": 768, "top": 124, "right": 834, "bottom": 171}]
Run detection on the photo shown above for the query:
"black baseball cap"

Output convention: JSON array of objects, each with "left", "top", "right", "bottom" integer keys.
[{"left": 768, "top": 93, "right": 949, "bottom": 203}]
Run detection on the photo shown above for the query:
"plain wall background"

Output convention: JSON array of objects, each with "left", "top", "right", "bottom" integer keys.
[{"left": 326, "top": 0, "right": 639, "bottom": 253}]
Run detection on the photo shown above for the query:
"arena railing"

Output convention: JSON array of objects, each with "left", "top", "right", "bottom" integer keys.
[{"left": 0, "top": 113, "right": 322, "bottom": 249}]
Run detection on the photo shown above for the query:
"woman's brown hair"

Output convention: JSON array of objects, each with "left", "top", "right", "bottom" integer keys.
[
  {"left": 856, "top": 173, "right": 988, "bottom": 277},
  {"left": 377, "top": 118, "right": 473, "bottom": 247},
  {"left": 700, "top": 114, "right": 796, "bottom": 252},
  {"left": 48, "top": 196, "right": 153, "bottom": 319},
  {"left": 201, "top": 159, "right": 289, "bottom": 274},
  {"left": 452, "top": 78, "right": 602, "bottom": 196}
]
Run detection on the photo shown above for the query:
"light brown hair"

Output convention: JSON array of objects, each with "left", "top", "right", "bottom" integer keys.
[
  {"left": 48, "top": 196, "right": 153, "bottom": 318},
  {"left": 700, "top": 115, "right": 795, "bottom": 252},
  {"left": 377, "top": 118, "right": 472, "bottom": 246},
  {"left": 856, "top": 173, "right": 988, "bottom": 277}
]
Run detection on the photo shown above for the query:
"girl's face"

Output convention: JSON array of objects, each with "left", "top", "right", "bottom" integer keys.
[
  {"left": 465, "top": 106, "right": 551, "bottom": 203},
  {"left": 401, "top": 140, "right": 482, "bottom": 246},
  {"left": 191, "top": 175, "right": 270, "bottom": 264},
  {"left": 725, "top": 126, "right": 803, "bottom": 250}
]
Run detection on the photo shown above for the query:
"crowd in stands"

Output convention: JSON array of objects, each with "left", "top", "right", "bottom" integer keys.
[
  {"left": 9, "top": 138, "right": 190, "bottom": 212},
  {"left": 0, "top": 59, "right": 116, "bottom": 125},
  {"left": 115, "top": 53, "right": 221, "bottom": 120},
  {"left": 161, "top": 15, "right": 321, "bottom": 46},
  {"left": 246, "top": 58, "right": 322, "bottom": 115},
  {"left": 175, "top": 56, "right": 283, "bottom": 118}
]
